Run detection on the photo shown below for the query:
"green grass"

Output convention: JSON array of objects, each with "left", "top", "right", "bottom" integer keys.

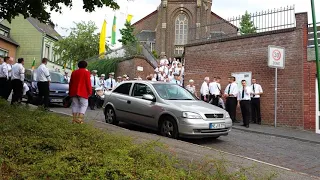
[{"left": 0, "top": 101, "right": 276, "bottom": 179}]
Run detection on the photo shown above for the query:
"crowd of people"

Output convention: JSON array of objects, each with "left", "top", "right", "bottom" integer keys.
[{"left": 199, "top": 76, "right": 263, "bottom": 128}]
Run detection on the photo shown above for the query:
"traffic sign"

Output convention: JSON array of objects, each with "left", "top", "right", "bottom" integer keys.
[{"left": 268, "top": 45, "right": 285, "bottom": 69}]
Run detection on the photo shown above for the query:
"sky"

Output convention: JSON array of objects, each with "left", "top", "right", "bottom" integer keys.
[{"left": 50, "top": 0, "right": 320, "bottom": 46}]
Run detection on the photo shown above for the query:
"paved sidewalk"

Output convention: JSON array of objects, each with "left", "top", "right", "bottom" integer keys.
[{"left": 233, "top": 123, "right": 320, "bottom": 144}]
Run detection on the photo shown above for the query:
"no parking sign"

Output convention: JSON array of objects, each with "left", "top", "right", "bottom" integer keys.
[{"left": 268, "top": 45, "right": 285, "bottom": 69}]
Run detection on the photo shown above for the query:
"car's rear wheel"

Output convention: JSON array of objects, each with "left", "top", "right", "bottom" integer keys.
[
  {"left": 105, "top": 106, "right": 119, "bottom": 125},
  {"left": 159, "top": 116, "right": 179, "bottom": 139}
]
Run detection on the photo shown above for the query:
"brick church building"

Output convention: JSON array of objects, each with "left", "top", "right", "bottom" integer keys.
[{"left": 132, "top": 0, "right": 237, "bottom": 58}]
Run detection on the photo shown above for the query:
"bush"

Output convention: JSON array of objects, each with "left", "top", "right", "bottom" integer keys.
[
  {"left": 87, "top": 58, "right": 121, "bottom": 76},
  {"left": 0, "top": 101, "right": 275, "bottom": 179}
]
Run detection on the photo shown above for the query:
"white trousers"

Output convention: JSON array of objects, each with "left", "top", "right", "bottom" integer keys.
[{"left": 72, "top": 97, "right": 88, "bottom": 114}]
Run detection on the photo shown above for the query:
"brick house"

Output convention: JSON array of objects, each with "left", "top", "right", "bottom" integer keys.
[
  {"left": 1, "top": 16, "right": 72, "bottom": 73},
  {"left": 0, "top": 24, "right": 19, "bottom": 58},
  {"left": 132, "top": 0, "right": 237, "bottom": 59}
]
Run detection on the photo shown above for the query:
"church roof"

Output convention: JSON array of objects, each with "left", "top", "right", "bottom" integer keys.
[
  {"left": 136, "top": 30, "right": 156, "bottom": 42},
  {"left": 132, "top": 10, "right": 158, "bottom": 26}
]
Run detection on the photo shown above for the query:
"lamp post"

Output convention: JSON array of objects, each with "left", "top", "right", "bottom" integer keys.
[{"left": 311, "top": 0, "right": 320, "bottom": 106}]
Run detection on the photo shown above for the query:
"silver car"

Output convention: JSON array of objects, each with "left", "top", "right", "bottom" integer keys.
[{"left": 103, "top": 81, "right": 232, "bottom": 139}]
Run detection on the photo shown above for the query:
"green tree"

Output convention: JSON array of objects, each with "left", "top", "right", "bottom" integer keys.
[
  {"left": 0, "top": 0, "right": 119, "bottom": 23},
  {"left": 119, "top": 21, "right": 136, "bottom": 45},
  {"left": 53, "top": 21, "right": 103, "bottom": 65},
  {"left": 239, "top": 11, "right": 257, "bottom": 35}
]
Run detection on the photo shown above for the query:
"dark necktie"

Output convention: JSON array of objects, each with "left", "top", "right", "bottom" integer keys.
[
  {"left": 227, "top": 84, "right": 231, "bottom": 94},
  {"left": 253, "top": 84, "right": 255, "bottom": 97},
  {"left": 242, "top": 88, "right": 245, "bottom": 99},
  {"left": 94, "top": 77, "right": 96, "bottom": 86},
  {"left": 176, "top": 80, "right": 178, "bottom": 84},
  {"left": 111, "top": 78, "right": 113, "bottom": 88}
]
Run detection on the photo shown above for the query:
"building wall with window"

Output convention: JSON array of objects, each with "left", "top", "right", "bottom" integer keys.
[
  {"left": 0, "top": 24, "right": 19, "bottom": 58},
  {"left": 1, "top": 16, "right": 42, "bottom": 67},
  {"left": 133, "top": 0, "right": 238, "bottom": 58}
]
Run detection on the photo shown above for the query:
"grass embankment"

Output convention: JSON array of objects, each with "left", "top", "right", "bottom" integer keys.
[{"left": 0, "top": 101, "right": 273, "bottom": 179}]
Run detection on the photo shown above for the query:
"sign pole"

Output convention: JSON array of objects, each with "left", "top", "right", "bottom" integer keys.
[
  {"left": 275, "top": 68, "right": 278, "bottom": 127},
  {"left": 311, "top": 0, "right": 320, "bottom": 107}
]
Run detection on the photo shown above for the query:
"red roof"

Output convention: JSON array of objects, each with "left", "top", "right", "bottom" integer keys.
[{"left": 132, "top": 10, "right": 158, "bottom": 26}]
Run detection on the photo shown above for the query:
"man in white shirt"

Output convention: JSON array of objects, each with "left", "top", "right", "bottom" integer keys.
[
  {"left": 105, "top": 72, "right": 116, "bottom": 90},
  {"left": 99, "top": 74, "right": 106, "bottom": 89},
  {"left": 5, "top": 57, "right": 13, "bottom": 100},
  {"left": 89, "top": 70, "right": 99, "bottom": 110},
  {"left": 209, "top": 77, "right": 222, "bottom": 106},
  {"left": 0, "top": 57, "right": 9, "bottom": 99},
  {"left": 237, "top": 80, "right": 252, "bottom": 128},
  {"left": 224, "top": 76, "right": 239, "bottom": 123},
  {"left": 200, "top": 77, "right": 210, "bottom": 102},
  {"left": 36, "top": 58, "right": 51, "bottom": 109},
  {"left": 170, "top": 72, "right": 181, "bottom": 85},
  {"left": 11, "top": 58, "right": 25, "bottom": 105},
  {"left": 251, "top": 78, "right": 263, "bottom": 125},
  {"left": 64, "top": 72, "right": 70, "bottom": 83}
]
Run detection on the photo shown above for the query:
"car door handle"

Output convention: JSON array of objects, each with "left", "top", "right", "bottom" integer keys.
[{"left": 127, "top": 100, "right": 131, "bottom": 104}]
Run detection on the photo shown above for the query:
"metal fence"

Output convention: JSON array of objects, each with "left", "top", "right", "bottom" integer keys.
[
  {"left": 308, "top": 22, "right": 320, "bottom": 47},
  {"left": 189, "top": 6, "right": 296, "bottom": 43}
]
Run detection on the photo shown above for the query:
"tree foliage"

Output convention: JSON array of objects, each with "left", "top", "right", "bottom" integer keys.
[
  {"left": 53, "top": 21, "right": 102, "bottom": 65},
  {"left": 87, "top": 58, "right": 121, "bottom": 76},
  {"left": 239, "top": 11, "right": 257, "bottom": 35},
  {"left": 119, "top": 21, "right": 136, "bottom": 45},
  {"left": 0, "top": 0, "right": 119, "bottom": 23}
]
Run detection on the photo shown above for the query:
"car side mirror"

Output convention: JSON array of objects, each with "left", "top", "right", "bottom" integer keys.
[{"left": 142, "top": 94, "right": 156, "bottom": 102}]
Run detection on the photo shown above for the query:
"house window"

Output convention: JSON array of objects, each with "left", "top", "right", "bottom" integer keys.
[
  {"left": 0, "top": 29, "right": 8, "bottom": 37},
  {"left": 174, "top": 46, "right": 184, "bottom": 55},
  {"left": 44, "top": 45, "right": 50, "bottom": 59},
  {"left": 175, "top": 14, "right": 188, "bottom": 45},
  {"left": 0, "top": 48, "right": 8, "bottom": 57},
  {"left": 150, "top": 42, "right": 155, "bottom": 52}
]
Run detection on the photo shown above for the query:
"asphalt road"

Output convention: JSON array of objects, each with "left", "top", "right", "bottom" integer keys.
[{"left": 52, "top": 107, "right": 320, "bottom": 177}]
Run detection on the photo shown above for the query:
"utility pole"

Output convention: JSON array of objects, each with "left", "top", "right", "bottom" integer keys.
[{"left": 311, "top": 0, "right": 320, "bottom": 106}]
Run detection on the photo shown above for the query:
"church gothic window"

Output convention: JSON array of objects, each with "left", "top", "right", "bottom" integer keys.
[{"left": 175, "top": 14, "right": 188, "bottom": 45}]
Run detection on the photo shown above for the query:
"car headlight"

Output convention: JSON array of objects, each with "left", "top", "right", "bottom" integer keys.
[
  {"left": 182, "top": 112, "right": 202, "bottom": 119},
  {"left": 225, "top": 112, "right": 230, "bottom": 118}
]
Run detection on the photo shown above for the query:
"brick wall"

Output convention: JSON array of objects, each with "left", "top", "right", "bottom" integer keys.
[
  {"left": 185, "top": 13, "right": 310, "bottom": 129},
  {"left": 0, "top": 40, "right": 17, "bottom": 59},
  {"left": 116, "top": 56, "right": 155, "bottom": 80}
]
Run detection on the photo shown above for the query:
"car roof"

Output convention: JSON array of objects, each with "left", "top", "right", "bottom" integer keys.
[{"left": 121, "top": 80, "right": 172, "bottom": 85}]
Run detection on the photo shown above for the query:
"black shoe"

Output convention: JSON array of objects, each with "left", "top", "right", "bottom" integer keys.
[
  {"left": 241, "top": 124, "right": 246, "bottom": 126},
  {"left": 246, "top": 125, "right": 249, "bottom": 128}
]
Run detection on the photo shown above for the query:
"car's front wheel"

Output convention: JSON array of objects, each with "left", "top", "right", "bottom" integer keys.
[
  {"left": 105, "top": 106, "right": 119, "bottom": 125},
  {"left": 159, "top": 116, "right": 179, "bottom": 139}
]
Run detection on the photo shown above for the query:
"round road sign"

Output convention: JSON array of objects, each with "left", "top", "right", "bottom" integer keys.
[{"left": 272, "top": 50, "right": 281, "bottom": 61}]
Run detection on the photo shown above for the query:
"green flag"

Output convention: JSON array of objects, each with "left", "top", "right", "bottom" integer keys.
[
  {"left": 31, "top": 57, "right": 36, "bottom": 70},
  {"left": 111, "top": 15, "right": 117, "bottom": 45}
]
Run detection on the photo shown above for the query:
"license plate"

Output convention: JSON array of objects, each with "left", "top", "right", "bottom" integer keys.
[
  {"left": 209, "top": 123, "right": 226, "bottom": 129},
  {"left": 51, "top": 99, "right": 63, "bottom": 103}
]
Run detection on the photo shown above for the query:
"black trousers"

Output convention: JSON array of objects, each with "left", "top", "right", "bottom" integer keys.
[
  {"left": 0, "top": 77, "right": 7, "bottom": 99},
  {"left": 4, "top": 78, "right": 12, "bottom": 100},
  {"left": 226, "top": 97, "right": 237, "bottom": 122},
  {"left": 11, "top": 79, "right": 23, "bottom": 104},
  {"left": 240, "top": 100, "right": 251, "bottom": 126},
  {"left": 201, "top": 95, "right": 209, "bottom": 102},
  {"left": 89, "top": 88, "right": 96, "bottom": 109},
  {"left": 251, "top": 98, "right": 262, "bottom": 123},
  {"left": 37, "top": 81, "right": 50, "bottom": 108},
  {"left": 210, "top": 95, "right": 219, "bottom": 106}
]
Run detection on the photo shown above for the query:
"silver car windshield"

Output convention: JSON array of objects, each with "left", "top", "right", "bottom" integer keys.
[{"left": 153, "top": 84, "right": 196, "bottom": 100}]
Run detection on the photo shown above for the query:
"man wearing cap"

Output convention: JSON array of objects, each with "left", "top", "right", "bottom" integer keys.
[
  {"left": 122, "top": 74, "right": 127, "bottom": 81},
  {"left": 99, "top": 74, "right": 106, "bottom": 90},
  {"left": 106, "top": 72, "right": 116, "bottom": 90},
  {"left": 89, "top": 70, "right": 100, "bottom": 110},
  {"left": 170, "top": 72, "right": 181, "bottom": 86},
  {"left": 116, "top": 76, "right": 122, "bottom": 85}
]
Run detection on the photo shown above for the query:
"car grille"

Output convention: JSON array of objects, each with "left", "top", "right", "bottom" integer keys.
[
  {"left": 194, "top": 128, "right": 229, "bottom": 133},
  {"left": 205, "top": 114, "right": 224, "bottom": 118}
]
